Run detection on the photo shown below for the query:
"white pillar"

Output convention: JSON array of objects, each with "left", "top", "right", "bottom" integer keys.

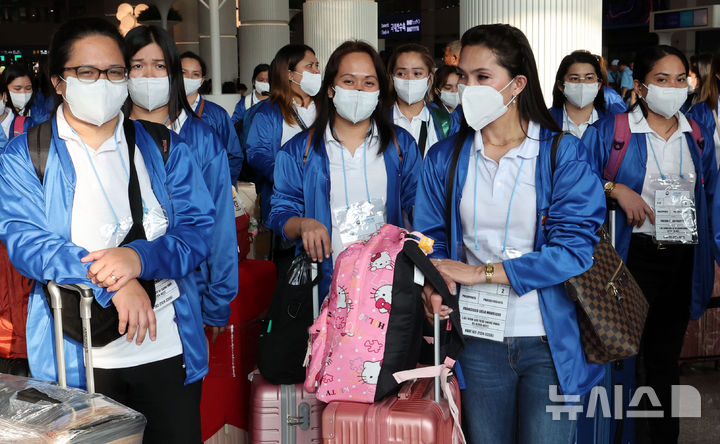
[
  {"left": 303, "top": 0, "right": 378, "bottom": 72},
  {"left": 198, "top": 0, "right": 239, "bottom": 88},
  {"left": 460, "top": 0, "right": 603, "bottom": 106},
  {"left": 238, "top": 0, "right": 289, "bottom": 88}
]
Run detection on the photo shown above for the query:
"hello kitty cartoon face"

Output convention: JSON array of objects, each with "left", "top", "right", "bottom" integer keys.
[
  {"left": 336, "top": 286, "right": 348, "bottom": 309},
  {"left": 361, "top": 361, "right": 381, "bottom": 385},
  {"left": 369, "top": 251, "right": 393, "bottom": 272},
  {"left": 373, "top": 285, "right": 392, "bottom": 313}
]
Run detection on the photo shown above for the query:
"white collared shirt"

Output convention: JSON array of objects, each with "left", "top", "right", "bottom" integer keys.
[
  {"left": 281, "top": 101, "right": 317, "bottom": 145},
  {"left": 326, "top": 122, "right": 387, "bottom": 263},
  {"left": 562, "top": 104, "right": 598, "bottom": 138},
  {"left": 628, "top": 106, "right": 696, "bottom": 235},
  {"left": 459, "top": 121, "right": 545, "bottom": 337},
  {"left": 169, "top": 109, "right": 189, "bottom": 133},
  {"left": 0, "top": 110, "right": 13, "bottom": 139},
  {"left": 56, "top": 105, "right": 182, "bottom": 368},
  {"left": 392, "top": 103, "right": 438, "bottom": 156}
]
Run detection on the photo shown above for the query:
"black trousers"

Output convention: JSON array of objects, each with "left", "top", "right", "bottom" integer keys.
[
  {"left": 627, "top": 234, "right": 694, "bottom": 444},
  {"left": 94, "top": 355, "right": 202, "bottom": 444}
]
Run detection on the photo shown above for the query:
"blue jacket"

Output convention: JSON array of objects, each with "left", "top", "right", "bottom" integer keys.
[
  {"left": 194, "top": 95, "right": 244, "bottom": 184},
  {"left": 178, "top": 115, "right": 239, "bottom": 327},
  {"left": 0, "top": 113, "right": 35, "bottom": 149},
  {"left": 244, "top": 100, "right": 288, "bottom": 222},
  {"left": 686, "top": 101, "right": 717, "bottom": 139},
  {"left": 603, "top": 86, "right": 627, "bottom": 115},
  {"left": 29, "top": 92, "right": 53, "bottom": 124},
  {"left": 414, "top": 127, "right": 607, "bottom": 396},
  {"left": 581, "top": 114, "right": 716, "bottom": 320},
  {"left": 268, "top": 126, "right": 421, "bottom": 299},
  {"left": 0, "top": 117, "right": 215, "bottom": 387},
  {"left": 231, "top": 93, "right": 264, "bottom": 123}
]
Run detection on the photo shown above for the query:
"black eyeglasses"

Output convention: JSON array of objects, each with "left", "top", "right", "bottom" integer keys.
[{"left": 63, "top": 65, "right": 129, "bottom": 84}]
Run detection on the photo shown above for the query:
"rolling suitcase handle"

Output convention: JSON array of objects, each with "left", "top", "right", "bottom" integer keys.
[
  {"left": 431, "top": 293, "right": 443, "bottom": 403},
  {"left": 46, "top": 282, "right": 96, "bottom": 394},
  {"left": 608, "top": 199, "right": 617, "bottom": 249}
]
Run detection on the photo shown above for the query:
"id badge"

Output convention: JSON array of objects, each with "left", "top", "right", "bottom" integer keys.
[
  {"left": 458, "top": 282, "right": 510, "bottom": 342},
  {"left": 332, "top": 199, "right": 386, "bottom": 247},
  {"left": 649, "top": 173, "right": 697, "bottom": 245},
  {"left": 153, "top": 279, "right": 180, "bottom": 311},
  {"left": 654, "top": 189, "right": 697, "bottom": 244}
]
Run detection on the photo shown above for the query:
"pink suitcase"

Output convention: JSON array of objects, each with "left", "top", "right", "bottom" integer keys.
[
  {"left": 321, "top": 374, "right": 461, "bottom": 444},
  {"left": 249, "top": 263, "right": 324, "bottom": 443},
  {"left": 249, "top": 372, "right": 324, "bottom": 443}
]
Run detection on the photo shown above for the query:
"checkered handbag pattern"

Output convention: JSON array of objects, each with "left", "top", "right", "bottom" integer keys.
[{"left": 564, "top": 232, "right": 648, "bottom": 363}]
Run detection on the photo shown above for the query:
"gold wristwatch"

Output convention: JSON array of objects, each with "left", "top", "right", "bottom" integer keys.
[
  {"left": 484, "top": 263, "right": 494, "bottom": 284},
  {"left": 604, "top": 181, "right": 616, "bottom": 198}
]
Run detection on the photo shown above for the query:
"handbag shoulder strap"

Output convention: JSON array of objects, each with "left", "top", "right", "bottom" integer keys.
[
  {"left": 603, "top": 113, "right": 631, "bottom": 182},
  {"left": 444, "top": 130, "right": 467, "bottom": 246},
  {"left": 27, "top": 119, "right": 53, "bottom": 184}
]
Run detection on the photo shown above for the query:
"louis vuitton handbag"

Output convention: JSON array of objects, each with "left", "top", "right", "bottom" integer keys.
[{"left": 549, "top": 133, "right": 648, "bottom": 364}]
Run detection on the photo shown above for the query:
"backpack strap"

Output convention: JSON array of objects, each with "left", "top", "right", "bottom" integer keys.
[
  {"left": 196, "top": 98, "right": 206, "bottom": 118},
  {"left": 135, "top": 119, "right": 172, "bottom": 163},
  {"left": 444, "top": 130, "right": 466, "bottom": 249},
  {"left": 687, "top": 117, "right": 705, "bottom": 154},
  {"left": 13, "top": 116, "right": 26, "bottom": 137},
  {"left": 603, "top": 113, "right": 631, "bottom": 182},
  {"left": 302, "top": 129, "right": 315, "bottom": 164},
  {"left": 549, "top": 132, "right": 567, "bottom": 176},
  {"left": 428, "top": 104, "right": 451, "bottom": 139},
  {"left": 27, "top": 120, "right": 53, "bottom": 184}
]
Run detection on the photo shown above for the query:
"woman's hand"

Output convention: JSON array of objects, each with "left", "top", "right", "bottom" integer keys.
[
  {"left": 431, "top": 258, "right": 483, "bottom": 288},
  {"left": 299, "top": 218, "right": 332, "bottom": 262},
  {"left": 611, "top": 183, "right": 654, "bottom": 228},
  {"left": 111, "top": 279, "right": 156, "bottom": 345},
  {"left": 421, "top": 282, "right": 453, "bottom": 325},
  {"left": 82, "top": 247, "right": 142, "bottom": 292}
]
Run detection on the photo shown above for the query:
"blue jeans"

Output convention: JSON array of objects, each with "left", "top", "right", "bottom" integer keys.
[{"left": 459, "top": 336, "right": 579, "bottom": 444}]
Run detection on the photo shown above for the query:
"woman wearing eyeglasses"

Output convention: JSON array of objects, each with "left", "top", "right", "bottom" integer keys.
[
  {"left": 548, "top": 52, "right": 619, "bottom": 139},
  {"left": 0, "top": 18, "right": 215, "bottom": 442}
]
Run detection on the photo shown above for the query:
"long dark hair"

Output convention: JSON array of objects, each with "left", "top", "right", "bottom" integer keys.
[
  {"left": 2, "top": 63, "right": 36, "bottom": 117},
  {"left": 432, "top": 65, "right": 461, "bottom": 109},
  {"left": 696, "top": 53, "right": 719, "bottom": 111},
  {"left": 386, "top": 43, "right": 435, "bottom": 104},
  {"left": 551, "top": 51, "right": 607, "bottom": 112},
  {"left": 310, "top": 40, "right": 393, "bottom": 155},
  {"left": 124, "top": 25, "right": 195, "bottom": 122},
  {"left": 269, "top": 44, "right": 316, "bottom": 124},
  {"left": 458, "top": 24, "right": 561, "bottom": 138},
  {"left": 252, "top": 63, "right": 270, "bottom": 85},
  {"left": 629, "top": 45, "right": 689, "bottom": 118},
  {"left": 48, "top": 17, "right": 127, "bottom": 115}
]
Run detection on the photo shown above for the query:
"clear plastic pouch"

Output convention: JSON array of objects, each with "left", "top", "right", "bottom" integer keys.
[
  {"left": 332, "top": 198, "right": 385, "bottom": 248},
  {"left": 649, "top": 174, "right": 697, "bottom": 244}
]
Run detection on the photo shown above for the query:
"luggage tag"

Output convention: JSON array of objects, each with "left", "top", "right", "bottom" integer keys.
[
  {"left": 332, "top": 198, "right": 386, "bottom": 247},
  {"left": 459, "top": 248, "right": 521, "bottom": 342},
  {"left": 649, "top": 174, "right": 698, "bottom": 245},
  {"left": 153, "top": 279, "right": 180, "bottom": 311}
]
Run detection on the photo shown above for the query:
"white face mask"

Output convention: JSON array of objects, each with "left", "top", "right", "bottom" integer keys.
[
  {"left": 0, "top": 95, "right": 6, "bottom": 117},
  {"left": 458, "top": 78, "right": 516, "bottom": 131},
  {"left": 563, "top": 82, "right": 599, "bottom": 109},
  {"left": 9, "top": 91, "right": 32, "bottom": 111},
  {"left": 293, "top": 71, "right": 321, "bottom": 97},
  {"left": 128, "top": 76, "right": 170, "bottom": 112},
  {"left": 332, "top": 86, "right": 379, "bottom": 124},
  {"left": 394, "top": 76, "right": 429, "bottom": 105},
  {"left": 641, "top": 83, "right": 687, "bottom": 119},
  {"left": 63, "top": 77, "right": 128, "bottom": 127},
  {"left": 183, "top": 77, "right": 203, "bottom": 96},
  {"left": 440, "top": 90, "right": 459, "bottom": 110},
  {"left": 255, "top": 81, "right": 270, "bottom": 95}
]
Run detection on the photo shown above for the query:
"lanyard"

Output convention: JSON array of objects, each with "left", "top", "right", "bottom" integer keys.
[
  {"left": 331, "top": 123, "right": 373, "bottom": 208},
  {"left": 646, "top": 133, "right": 685, "bottom": 180},
  {"left": 292, "top": 105, "right": 308, "bottom": 130},
  {"left": 472, "top": 150, "right": 526, "bottom": 255},
  {"left": 72, "top": 122, "right": 126, "bottom": 237}
]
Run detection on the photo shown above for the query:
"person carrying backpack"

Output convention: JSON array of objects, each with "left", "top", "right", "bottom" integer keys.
[{"left": 581, "top": 45, "right": 716, "bottom": 444}]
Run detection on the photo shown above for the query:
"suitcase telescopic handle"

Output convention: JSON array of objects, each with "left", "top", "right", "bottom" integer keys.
[
  {"left": 431, "top": 293, "right": 443, "bottom": 403},
  {"left": 46, "top": 282, "right": 96, "bottom": 393}
]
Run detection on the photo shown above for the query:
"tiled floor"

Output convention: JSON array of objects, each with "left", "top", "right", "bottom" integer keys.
[{"left": 679, "top": 361, "right": 720, "bottom": 444}]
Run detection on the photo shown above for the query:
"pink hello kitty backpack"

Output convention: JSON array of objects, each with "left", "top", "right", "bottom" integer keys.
[{"left": 304, "top": 224, "right": 463, "bottom": 404}]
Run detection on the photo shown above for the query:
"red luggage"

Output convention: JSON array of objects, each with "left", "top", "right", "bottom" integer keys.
[
  {"left": 322, "top": 376, "right": 461, "bottom": 443},
  {"left": 200, "top": 259, "right": 276, "bottom": 441}
]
